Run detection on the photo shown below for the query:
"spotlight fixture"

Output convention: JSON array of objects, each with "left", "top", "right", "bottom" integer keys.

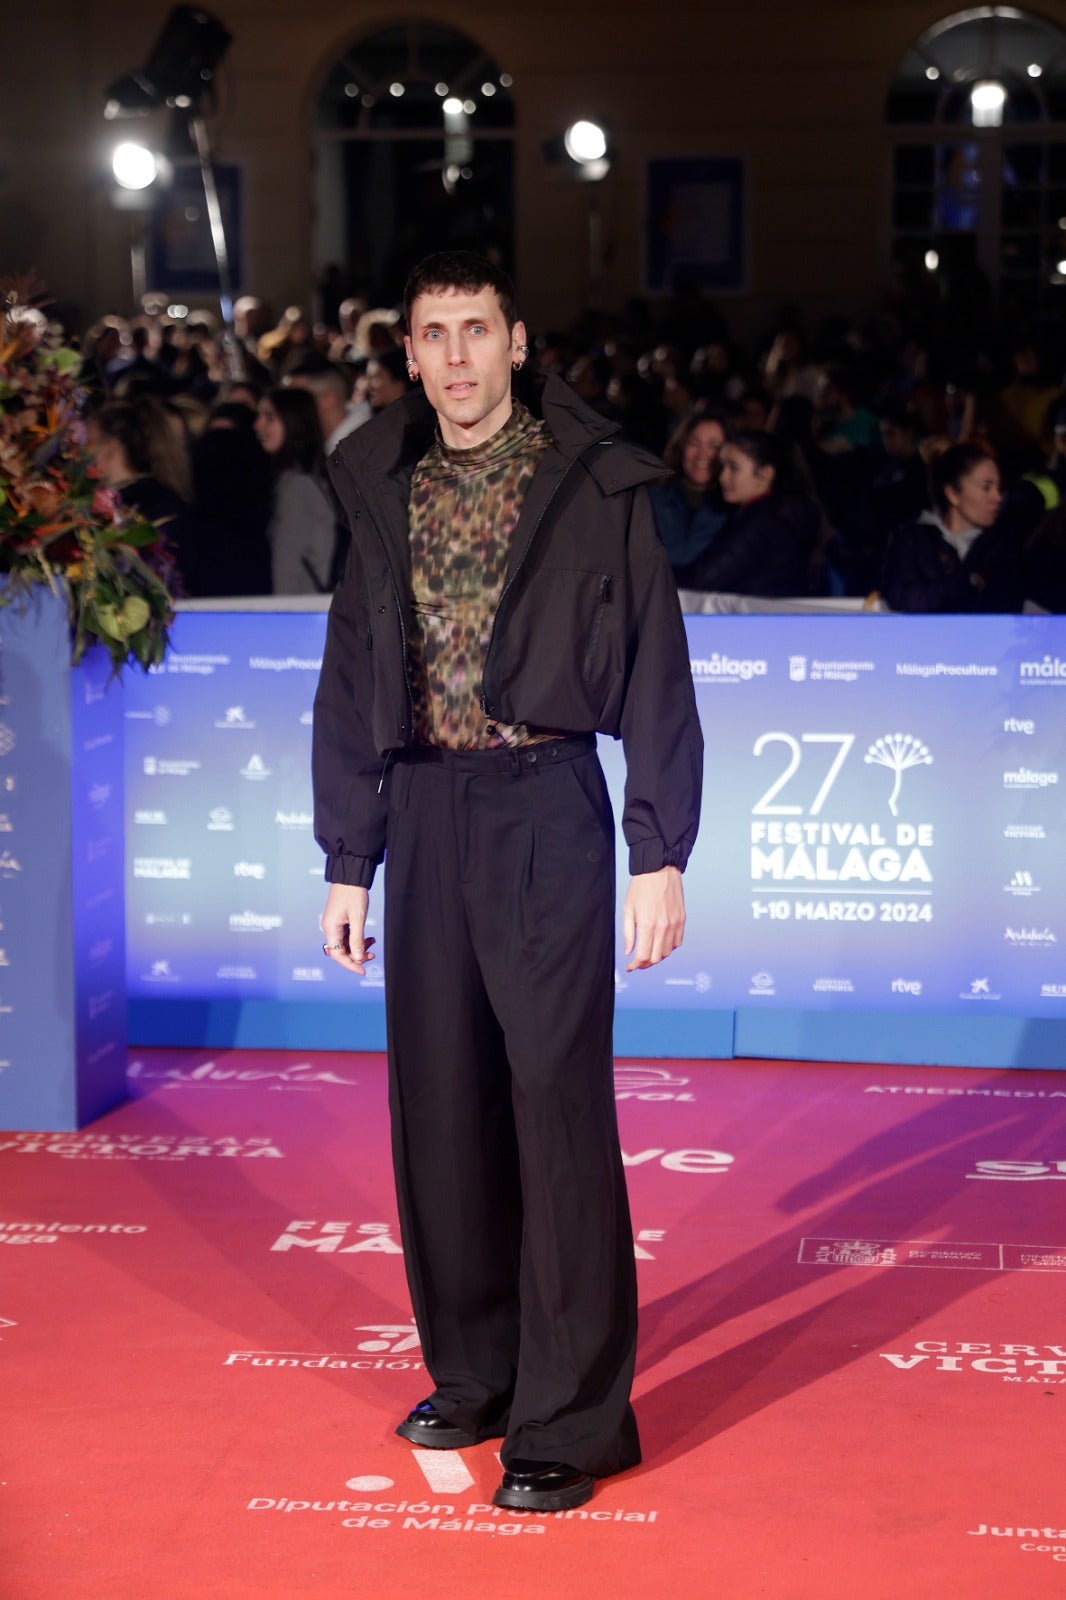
[
  {"left": 970, "top": 80, "right": 1006, "bottom": 128},
  {"left": 564, "top": 120, "right": 608, "bottom": 164},
  {"left": 543, "top": 118, "right": 613, "bottom": 183},
  {"left": 112, "top": 142, "right": 160, "bottom": 191}
]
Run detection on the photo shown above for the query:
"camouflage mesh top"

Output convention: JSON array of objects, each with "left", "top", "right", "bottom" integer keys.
[{"left": 407, "top": 400, "right": 554, "bottom": 749}]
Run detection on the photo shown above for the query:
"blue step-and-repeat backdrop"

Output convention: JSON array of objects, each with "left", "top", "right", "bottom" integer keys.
[{"left": 124, "top": 610, "right": 1066, "bottom": 1065}]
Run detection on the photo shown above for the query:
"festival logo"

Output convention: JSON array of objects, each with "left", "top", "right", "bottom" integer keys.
[{"left": 864, "top": 733, "right": 933, "bottom": 816}]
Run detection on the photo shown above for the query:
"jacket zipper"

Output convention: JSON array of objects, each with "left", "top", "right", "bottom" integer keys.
[
  {"left": 332, "top": 451, "right": 415, "bottom": 747},
  {"left": 581, "top": 574, "right": 613, "bottom": 682}
]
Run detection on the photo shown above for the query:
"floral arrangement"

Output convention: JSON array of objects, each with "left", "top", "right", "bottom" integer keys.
[{"left": 0, "top": 278, "right": 174, "bottom": 671}]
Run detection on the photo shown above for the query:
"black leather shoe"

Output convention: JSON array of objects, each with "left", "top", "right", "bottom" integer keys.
[
  {"left": 492, "top": 1459, "right": 595, "bottom": 1512},
  {"left": 395, "top": 1399, "right": 478, "bottom": 1450}
]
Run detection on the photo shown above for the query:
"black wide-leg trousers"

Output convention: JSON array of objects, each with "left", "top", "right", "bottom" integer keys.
[{"left": 382, "top": 734, "right": 640, "bottom": 1478}]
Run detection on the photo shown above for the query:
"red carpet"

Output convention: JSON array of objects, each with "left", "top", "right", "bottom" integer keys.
[{"left": 3, "top": 1051, "right": 1065, "bottom": 1598}]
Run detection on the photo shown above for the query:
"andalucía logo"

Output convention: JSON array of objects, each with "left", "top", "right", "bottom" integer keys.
[{"left": 126, "top": 1057, "right": 360, "bottom": 1089}]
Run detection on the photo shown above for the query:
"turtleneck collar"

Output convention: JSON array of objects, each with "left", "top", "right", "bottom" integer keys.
[{"left": 432, "top": 400, "right": 542, "bottom": 474}]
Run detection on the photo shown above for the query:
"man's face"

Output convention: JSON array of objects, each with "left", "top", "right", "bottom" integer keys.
[{"left": 405, "top": 286, "right": 525, "bottom": 449}]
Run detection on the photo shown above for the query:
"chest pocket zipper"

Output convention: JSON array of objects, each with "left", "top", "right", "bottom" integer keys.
[{"left": 581, "top": 575, "right": 612, "bottom": 682}]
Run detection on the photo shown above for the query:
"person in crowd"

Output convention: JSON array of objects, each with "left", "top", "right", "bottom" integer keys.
[
  {"left": 567, "top": 353, "right": 619, "bottom": 421},
  {"left": 1022, "top": 500, "right": 1066, "bottom": 613},
  {"left": 735, "top": 387, "right": 774, "bottom": 432},
  {"left": 365, "top": 346, "right": 411, "bottom": 412},
  {"left": 675, "top": 428, "right": 819, "bottom": 597},
  {"left": 104, "top": 323, "right": 163, "bottom": 390},
  {"left": 650, "top": 412, "right": 729, "bottom": 573},
  {"left": 217, "top": 376, "right": 264, "bottom": 414},
  {"left": 881, "top": 442, "right": 1022, "bottom": 612},
  {"left": 286, "top": 356, "right": 371, "bottom": 452},
  {"left": 353, "top": 307, "right": 402, "bottom": 358},
  {"left": 258, "top": 305, "right": 313, "bottom": 376},
  {"left": 254, "top": 386, "right": 336, "bottom": 594},
  {"left": 998, "top": 340, "right": 1062, "bottom": 454},
  {"left": 845, "top": 401, "right": 931, "bottom": 591},
  {"left": 187, "top": 401, "right": 273, "bottom": 597},
  {"left": 78, "top": 317, "right": 127, "bottom": 395},
  {"left": 88, "top": 396, "right": 200, "bottom": 590},
  {"left": 815, "top": 366, "right": 880, "bottom": 453},
  {"left": 761, "top": 328, "right": 821, "bottom": 405},
  {"left": 231, "top": 295, "right": 275, "bottom": 387},
  {"left": 328, "top": 294, "right": 371, "bottom": 363}
]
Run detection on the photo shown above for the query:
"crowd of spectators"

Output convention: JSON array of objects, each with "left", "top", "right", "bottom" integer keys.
[{"left": 68, "top": 283, "right": 1066, "bottom": 612}]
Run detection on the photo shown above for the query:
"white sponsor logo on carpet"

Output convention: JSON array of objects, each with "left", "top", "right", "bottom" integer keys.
[
  {"left": 0, "top": 1133, "right": 282, "bottom": 1162},
  {"left": 800, "top": 1236, "right": 1066, "bottom": 1271}
]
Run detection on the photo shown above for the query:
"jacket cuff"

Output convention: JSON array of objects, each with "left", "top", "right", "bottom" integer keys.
[
  {"left": 628, "top": 839, "right": 689, "bottom": 876},
  {"left": 324, "top": 853, "right": 378, "bottom": 889}
]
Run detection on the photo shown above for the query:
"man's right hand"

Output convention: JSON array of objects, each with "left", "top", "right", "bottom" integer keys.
[{"left": 320, "top": 883, "right": 375, "bottom": 976}]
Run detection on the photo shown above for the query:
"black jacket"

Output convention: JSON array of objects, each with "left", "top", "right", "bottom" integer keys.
[
  {"left": 881, "top": 512, "right": 1024, "bottom": 613},
  {"left": 312, "top": 374, "right": 703, "bottom": 888},
  {"left": 675, "top": 492, "right": 818, "bottom": 597}
]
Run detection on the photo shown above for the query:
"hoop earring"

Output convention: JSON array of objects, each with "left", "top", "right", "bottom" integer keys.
[
  {"left": 406, "top": 362, "right": 419, "bottom": 382},
  {"left": 512, "top": 343, "right": 529, "bottom": 374}
]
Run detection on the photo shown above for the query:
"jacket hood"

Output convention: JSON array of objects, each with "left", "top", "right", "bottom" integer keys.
[{"left": 335, "top": 371, "right": 668, "bottom": 496}]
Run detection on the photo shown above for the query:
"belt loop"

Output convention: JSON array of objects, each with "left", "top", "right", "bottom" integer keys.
[{"left": 509, "top": 747, "right": 520, "bottom": 775}]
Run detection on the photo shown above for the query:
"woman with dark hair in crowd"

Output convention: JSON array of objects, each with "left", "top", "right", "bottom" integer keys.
[
  {"left": 88, "top": 395, "right": 200, "bottom": 589},
  {"left": 254, "top": 386, "right": 336, "bottom": 594},
  {"left": 187, "top": 401, "right": 273, "bottom": 597},
  {"left": 675, "top": 428, "right": 819, "bottom": 597},
  {"left": 880, "top": 442, "right": 1022, "bottom": 612},
  {"left": 650, "top": 412, "right": 729, "bottom": 573}
]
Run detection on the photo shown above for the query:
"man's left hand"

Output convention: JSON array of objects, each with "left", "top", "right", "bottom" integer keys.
[{"left": 623, "top": 865, "right": 686, "bottom": 971}]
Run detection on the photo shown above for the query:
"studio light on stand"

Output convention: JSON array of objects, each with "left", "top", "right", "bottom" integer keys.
[
  {"left": 109, "top": 141, "right": 172, "bottom": 309},
  {"left": 103, "top": 5, "right": 240, "bottom": 371},
  {"left": 544, "top": 118, "right": 613, "bottom": 306}
]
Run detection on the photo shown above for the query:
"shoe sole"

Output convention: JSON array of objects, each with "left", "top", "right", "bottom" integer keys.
[
  {"left": 395, "top": 1420, "right": 479, "bottom": 1450},
  {"left": 491, "top": 1476, "right": 594, "bottom": 1513}
]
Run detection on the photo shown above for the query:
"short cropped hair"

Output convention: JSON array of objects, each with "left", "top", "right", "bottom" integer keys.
[{"left": 403, "top": 251, "right": 518, "bottom": 333}]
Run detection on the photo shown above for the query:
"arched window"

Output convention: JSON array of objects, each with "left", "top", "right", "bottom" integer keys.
[
  {"left": 887, "top": 7, "right": 1066, "bottom": 322},
  {"left": 311, "top": 21, "right": 515, "bottom": 303}
]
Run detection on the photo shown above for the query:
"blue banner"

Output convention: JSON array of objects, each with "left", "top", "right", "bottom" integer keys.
[{"left": 124, "top": 611, "right": 1066, "bottom": 1024}]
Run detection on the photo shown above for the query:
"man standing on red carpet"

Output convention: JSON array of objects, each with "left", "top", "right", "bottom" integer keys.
[{"left": 313, "top": 252, "right": 702, "bottom": 1512}]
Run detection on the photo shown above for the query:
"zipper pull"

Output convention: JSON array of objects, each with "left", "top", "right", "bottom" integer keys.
[{"left": 600, "top": 575, "right": 613, "bottom": 603}]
